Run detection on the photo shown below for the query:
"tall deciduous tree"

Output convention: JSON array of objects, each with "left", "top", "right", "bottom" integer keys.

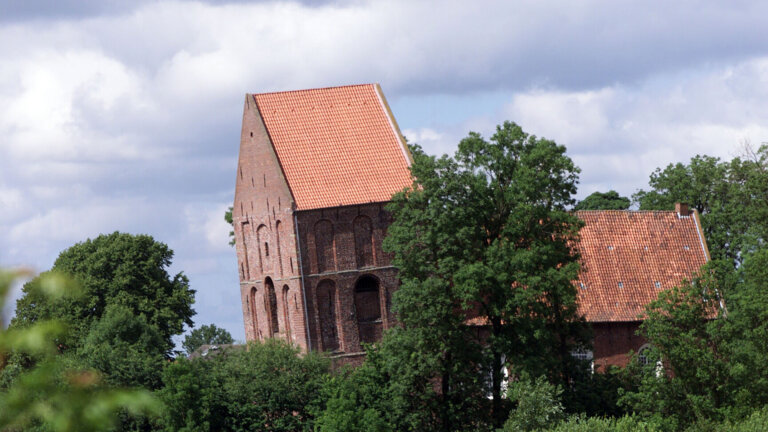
[
  {"left": 382, "top": 121, "right": 589, "bottom": 429},
  {"left": 12, "top": 232, "right": 196, "bottom": 356},
  {"left": 574, "top": 190, "right": 631, "bottom": 210},
  {"left": 183, "top": 324, "right": 234, "bottom": 355},
  {"left": 633, "top": 146, "right": 768, "bottom": 265},
  {"left": 622, "top": 248, "right": 768, "bottom": 427},
  {"left": 0, "top": 269, "right": 160, "bottom": 432}
]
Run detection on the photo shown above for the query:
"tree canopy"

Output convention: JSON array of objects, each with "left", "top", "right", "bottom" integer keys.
[
  {"left": 633, "top": 145, "right": 768, "bottom": 264},
  {"left": 372, "top": 121, "right": 589, "bottom": 430},
  {"left": 12, "top": 232, "right": 196, "bottom": 355},
  {"left": 183, "top": 324, "right": 234, "bottom": 356},
  {"left": 574, "top": 190, "right": 630, "bottom": 210}
]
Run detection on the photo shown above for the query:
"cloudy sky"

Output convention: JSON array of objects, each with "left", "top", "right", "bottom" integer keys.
[{"left": 2, "top": 0, "right": 767, "bottom": 341}]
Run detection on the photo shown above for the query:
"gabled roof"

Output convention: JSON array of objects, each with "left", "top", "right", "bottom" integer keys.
[
  {"left": 575, "top": 210, "right": 710, "bottom": 322},
  {"left": 252, "top": 84, "right": 413, "bottom": 211}
]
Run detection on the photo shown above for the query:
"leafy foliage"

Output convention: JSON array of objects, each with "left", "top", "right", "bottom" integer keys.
[
  {"left": 621, "top": 249, "right": 768, "bottom": 427},
  {"left": 183, "top": 324, "right": 234, "bottom": 356},
  {"left": 502, "top": 375, "right": 565, "bottom": 432},
  {"left": 158, "top": 339, "right": 329, "bottom": 432},
  {"left": 77, "top": 304, "right": 168, "bottom": 390},
  {"left": 574, "top": 190, "right": 631, "bottom": 210},
  {"left": 0, "top": 269, "right": 160, "bottom": 431},
  {"left": 633, "top": 146, "right": 768, "bottom": 264},
  {"left": 380, "top": 121, "right": 589, "bottom": 429},
  {"left": 225, "top": 206, "right": 236, "bottom": 246},
  {"left": 316, "top": 331, "right": 447, "bottom": 432},
  {"left": 12, "top": 232, "right": 196, "bottom": 355}
]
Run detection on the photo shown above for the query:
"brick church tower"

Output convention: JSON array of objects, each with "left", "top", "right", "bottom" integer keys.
[{"left": 232, "top": 84, "right": 412, "bottom": 358}]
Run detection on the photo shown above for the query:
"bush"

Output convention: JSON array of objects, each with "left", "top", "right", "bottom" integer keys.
[
  {"left": 502, "top": 376, "right": 565, "bottom": 432},
  {"left": 159, "top": 339, "right": 330, "bottom": 432}
]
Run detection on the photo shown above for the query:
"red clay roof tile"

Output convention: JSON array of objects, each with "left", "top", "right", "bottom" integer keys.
[
  {"left": 253, "top": 84, "right": 413, "bottom": 210},
  {"left": 575, "top": 210, "right": 710, "bottom": 322}
]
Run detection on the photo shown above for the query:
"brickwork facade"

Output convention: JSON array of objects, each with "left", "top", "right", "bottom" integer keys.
[
  {"left": 295, "top": 204, "right": 398, "bottom": 355},
  {"left": 233, "top": 94, "right": 309, "bottom": 350}
]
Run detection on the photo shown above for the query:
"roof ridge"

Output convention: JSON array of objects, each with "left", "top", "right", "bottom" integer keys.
[
  {"left": 251, "top": 83, "right": 377, "bottom": 97},
  {"left": 575, "top": 209, "right": 679, "bottom": 213}
]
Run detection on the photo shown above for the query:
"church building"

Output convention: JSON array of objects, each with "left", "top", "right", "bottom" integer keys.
[{"left": 232, "top": 83, "right": 710, "bottom": 367}]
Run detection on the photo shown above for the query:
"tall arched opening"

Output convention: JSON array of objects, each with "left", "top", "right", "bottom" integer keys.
[
  {"left": 265, "top": 277, "right": 279, "bottom": 336},
  {"left": 354, "top": 275, "right": 382, "bottom": 346},
  {"left": 282, "top": 284, "right": 291, "bottom": 342},
  {"left": 250, "top": 286, "right": 260, "bottom": 339},
  {"left": 316, "top": 280, "right": 339, "bottom": 351}
]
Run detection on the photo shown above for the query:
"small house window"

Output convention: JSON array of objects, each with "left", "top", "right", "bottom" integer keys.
[
  {"left": 654, "top": 281, "right": 661, "bottom": 288},
  {"left": 618, "top": 282, "right": 624, "bottom": 288},
  {"left": 607, "top": 245, "right": 614, "bottom": 251},
  {"left": 638, "top": 348, "right": 649, "bottom": 365}
]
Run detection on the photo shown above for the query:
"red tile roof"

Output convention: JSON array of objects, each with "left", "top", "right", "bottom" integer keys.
[
  {"left": 253, "top": 84, "right": 413, "bottom": 210},
  {"left": 575, "top": 210, "right": 710, "bottom": 322}
]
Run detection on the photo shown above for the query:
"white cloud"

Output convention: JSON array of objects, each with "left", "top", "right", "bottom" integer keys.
[{"left": 503, "top": 58, "right": 768, "bottom": 198}]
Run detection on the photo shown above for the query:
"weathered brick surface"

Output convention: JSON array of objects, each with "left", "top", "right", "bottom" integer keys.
[
  {"left": 296, "top": 203, "right": 398, "bottom": 354},
  {"left": 233, "top": 95, "right": 308, "bottom": 350},
  {"left": 592, "top": 322, "right": 647, "bottom": 370}
]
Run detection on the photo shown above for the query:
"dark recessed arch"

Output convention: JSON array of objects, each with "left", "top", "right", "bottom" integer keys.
[
  {"left": 354, "top": 274, "right": 382, "bottom": 345},
  {"left": 353, "top": 215, "right": 374, "bottom": 268},
  {"left": 282, "top": 284, "right": 291, "bottom": 342},
  {"left": 316, "top": 279, "right": 339, "bottom": 351},
  {"left": 250, "top": 286, "right": 259, "bottom": 339},
  {"left": 314, "top": 220, "right": 335, "bottom": 273},
  {"left": 265, "top": 277, "right": 279, "bottom": 335}
]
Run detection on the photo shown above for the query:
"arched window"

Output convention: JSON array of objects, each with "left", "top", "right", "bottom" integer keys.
[
  {"left": 316, "top": 280, "right": 339, "bottom": 351},
  {"left": 275, "top": 220, "right": 284, "bottom": 276},
  {"left": 257, "top": 224, "right": 270, "bottom": 273},
  {"left": 250, "top": 287, "right": 260, "bottom": 339},
  {"left": 314, "top": 220, "right": 335, "bottom": 273},
  {"left": 282, "top": 285, "right": 291, "bottom": 342},
  {"left": 354, "top": 275, "right": 382, "bottom": 345},
  {"left": 353, "top": 215, "right": 374, "bottom": 268},
  {"left": 265, "top": 277, "right": 279, "bottom": 335},
  {"left": 637, "top": 344, "right": 652, "bottom": 366},
  {"left": 241, "top": 222, "right": 251, "bottom": 279}
]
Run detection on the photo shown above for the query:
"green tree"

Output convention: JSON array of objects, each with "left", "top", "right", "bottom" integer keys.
[
  {"left": 502, "top": 375, "right": 565, "bottom": 432},
  {"left": 0, "top": 269, "right": 159, "bottom": 431},
  {"left": 77, "top": 304, "right": 167, "bottom": 390},
  {"left": 621, "top": 249, "right": 768, "bottom": 427},
  {"left": 183, "top": 324, "right": 234, "bottom": 355},
  {"left": 574, "top": 190, "right": 631, "bottom": 210},
  {"left": 158, "top": 339, "right": 329, "bottom": 432},
  {"left": 12, "top": 232, "right": 196, "bottom": 355},
  {"left": 316, "top": 331, "right": 445, "bottom": 432},
  {"left": 225, "top": 206, "right": 235, "bottom": 246},
  {"left": 381, "top": 122, "right": 589, "bottom": 430},
  {"left": 633, "top": 146, "right": 768, "bottom": 264}
]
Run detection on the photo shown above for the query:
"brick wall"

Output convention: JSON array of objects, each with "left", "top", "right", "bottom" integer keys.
[
  {"left": 233, "top": 95, "right": 308, "bottom": 351},
  {"left": 295, "top": 203, "right": 399, "bottom": 354},
  {"left": 592, "top": 321, "right": 647, "bottom": 370}
]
